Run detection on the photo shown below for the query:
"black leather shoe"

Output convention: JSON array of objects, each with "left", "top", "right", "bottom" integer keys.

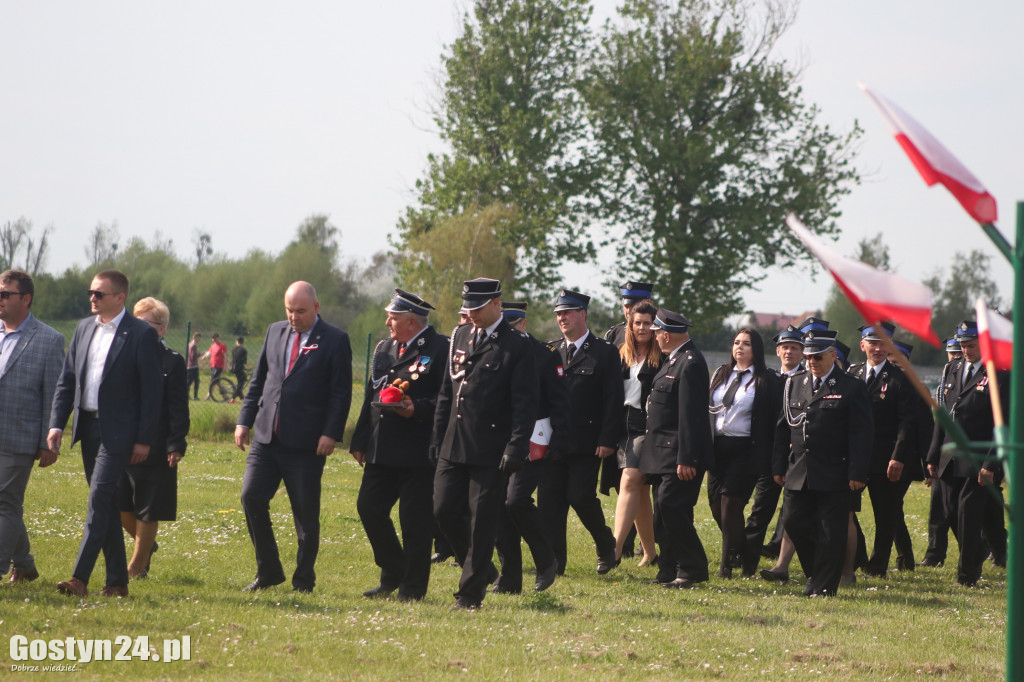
[
  {"left": 861, "top": 567, "right": 886, "bottom": 578},
  {"left": 663, "top": 578, "right": 699, "bottom": 589},
  {"left": 362, "top": 584, "right": 398, "bottom": 598},
  {"left": 535, "top": 562, "right": 557, "bottom": 592},
  {"left": 489, "top": 581, "right": 521, "bottom": 594},
  {"left": 430, "top": 552, "right": 453, "bottom": 564},
  {"left": 895, "top": 556, "right": 915, "bottom": 572},
  {"left": 452, "top": 597, "right": 481, "bottom": 610},
  {"left": 802, "top": 580, "right": 815, "bottom": 597},
  {"left": 917, "top": 558, "right": 944, "bottom": 567},
  {"left": 759, "top": 568, "right": 789, "bottom": 584},
  {"left": 596, "top": 551, "right": 620, "bottom": 575},
  {"left": 242, "top": 576, "right": 285, "bottom": 592}
]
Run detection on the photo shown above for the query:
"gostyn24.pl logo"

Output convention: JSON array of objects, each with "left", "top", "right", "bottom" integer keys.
[{"left": 10, "top": 635, "right": 191, "bottom": 666}]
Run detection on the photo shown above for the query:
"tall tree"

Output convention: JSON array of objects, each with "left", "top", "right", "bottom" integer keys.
[
  {"left": 0, "top": 217, "right": 50, "bottom": 274},
  {"left": 583, "top": 0, "right": 861, "bottom": 327},
  {"left": 192, "top": 230, "right": 214, "bottom": 266},
  {"left": 396, "top": 0, "right": 596, "bottom": 297},
  {"left": 84, "top": 221, "right": 120, "bottom": 266},
  {"left": 925, "top": 249, "right": 1003, "bottom": 340}
]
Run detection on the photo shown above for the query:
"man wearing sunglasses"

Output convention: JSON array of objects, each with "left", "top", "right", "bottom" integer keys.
[
  {"left": 0, "top": 270, "right": 65, "bottom": 586},
  {"left": 48, "top": 270, "right": 162, "bottom": 598}
]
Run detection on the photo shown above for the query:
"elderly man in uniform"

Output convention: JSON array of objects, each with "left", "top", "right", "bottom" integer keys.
[
  {"left": 539, "top": 289, "right": 623, "bottom": 575},
  {"left": 773, "top": 329, "right": 872, "bottom": 596},
  {"left": 490, "top": 301, "right": 565, "bottom": 594},
  {"left": 847, "top": 322, "right": 916, "bottom": 577},
  {"left": 431, "top": 278, "right": 537, "bottom": 609},
  {"left": 351, "top": 289, "right": 449, "bottom": 601},
  {"left": 639, "top": 308, "right": 713, "bottom": 588},
  {"left": 927, "top": 321, "right": 1009, "bottom": 586}
]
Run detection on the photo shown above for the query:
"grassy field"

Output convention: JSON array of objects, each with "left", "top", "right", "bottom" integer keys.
[{"left": 4, "top": 430, "right": 1007, "bottom": 680}]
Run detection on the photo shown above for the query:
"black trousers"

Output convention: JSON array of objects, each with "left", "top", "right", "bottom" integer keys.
[
  {"left": 864, "top": 473, "right": 901, "bottom": 574},
  {"left": 652, "top": 471, "right": 708, "bottom": 582},
  {"left": 240, "top": 439, "right": 325, "bottom": 590},
  {"left": 356, "top": 463, "right": 434, "bottom": 598},
  {"left": 538, "top": 453, "right": 615, "bottom": 572},
  {"left": 783, "top": 486, "right": 849, "bottom": 596},
  {"left": 75, "top": 413, "right": 131, "bottom": 588},
  {"left": 232, "top": 369, "right": 247, "bottom": 399},
  {"left": 433, "top": 459, "right": 502, "bottom": 605},
  {"left": 922, "top": 480, "right": 950, "bottom": 563},
  {"left": 186, "top": 367, "right": 200, "bottom": 399},
  {"left": 892, "top": 478, "right": 915, "bottom": 568},
  {"left": 939, "top": 474, "right": 1002, "bottom": 584},
  {"left": 495, "top": 459, "right": 555, "bottom": 591},
  {"left": 744, "top": 473, "right": 782, "bottom": 569}
]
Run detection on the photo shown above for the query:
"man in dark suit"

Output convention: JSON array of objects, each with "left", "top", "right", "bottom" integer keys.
[
  {"left": 491, "top": 301, "right": 565, "bottom": 594},
  {"left": 351, "top": 289, "right": 449, "bottom": 601},
  {"left": 431, "top": 278, "right": 537, "bottom": 609},
  {"left": 235, "top": 281, "right": 352, "bottom": 593},
  {"left": 847, "top": 323, "right": 916, "bottom": 577},
  {"left": 639, "top": 308, "right": 713, "bottom": 589},
  {"left": 0, "top": 270, "right": 64, "bottom": 584},
  {"left": 773, "top": 329, "right": 872, "bottom": 597},
  {"left": 927, "top": 320, "right": 1008, "bottom": 586},
  {"left": 539, "top": 289, "right": 623, "bottom": 575},
  {"left": 49, "top": 269, "right": 163, "bottom": 598}
]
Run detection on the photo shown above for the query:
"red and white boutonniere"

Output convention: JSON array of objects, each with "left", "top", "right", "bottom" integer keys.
[{"left": 300, "top": 344, "right": 318, "bottom": 355}]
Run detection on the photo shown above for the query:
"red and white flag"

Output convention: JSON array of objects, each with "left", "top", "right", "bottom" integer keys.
[
  {"left": 787, "top": 214, "right": 940, "bottom": 346},
  {"left": 975, "top": 299, "right": 1013, "bottom": 370},
  {"left": 859, "top": 83, "right": 997, "bottom": 224}
]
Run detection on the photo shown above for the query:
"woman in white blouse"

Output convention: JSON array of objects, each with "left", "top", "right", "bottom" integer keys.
[
  {"left": 612, "top": 301, "right": 663, "bottom": 566},
  {"left": 707, "top": 328, "right": 781, "bottom": 579}
]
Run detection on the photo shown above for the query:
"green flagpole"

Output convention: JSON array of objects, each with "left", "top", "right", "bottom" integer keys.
[{"left": 1007, "top": 201, "right": 1024, "bottom": 681}]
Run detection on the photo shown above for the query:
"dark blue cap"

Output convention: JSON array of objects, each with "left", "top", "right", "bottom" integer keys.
[
  {"left": 621, "top": 281, "right": 654, "bottom": 301},
  {"left": 944, "top": 335, "right": 962, "bottom": 352},
  {"left": 798, "top": 316, "right": 830, "bottom": 333},
  {"left": 955, "top": 320, "right": 978, "bottom": 341},
  {"left": 462, "top": 278, "right": 502, "bottom": 310},
  {"left": 385, "top": 288, "right": 435, "bottom": 317},
  {"left": 858, "top": 322, "right": 895, "bottom": 341},
  {"left": 553, "top": 289, "right": 590, "bottom": 312},
  {"left": 772, "top": 325, "right": 803, "bottom": 345},
  {"left": 892, "top": 339, "right": 913, "bottom": 358},
  {"left": 501, "top": 301, "right": 528, "bottom": 321},
  {"left": 802, "top": 329, "right": 838, "bottom": 355},
  {"left": 651, "top": 308, "right": 691, "bottom": 333},
  {"left": 835, "top": 340, "right": 851, "bottom": 365}
]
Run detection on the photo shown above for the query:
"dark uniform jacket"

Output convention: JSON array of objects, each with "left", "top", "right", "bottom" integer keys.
[
  {"left": 848, "top": 360, "right": 916, "bottom": 476},
  {"left": 773, "top": 367, "right": 872, "bottom": 491},
  {"left": 604, "top": 322, "right": 626, "bottom": 349},
  {"left": 139, "top": 343, "right": 189, "bottom": 466},
  {"left": 432, "top": 320, "right": 538, "bottom": 466},
  {"left": 531, "top": 335, "right": 571, "bottom": 458},
  {"left": 927, "top": 357, "right": 1009, "bottom": 478},
  {"left": 709, "top": 365, "right": 783, "bottom": 475},
  {"left": 351, "top": 326, "right": 450, "bottom": 468},
  {"left": 550, "top": 331, "right": 624, "bottom": 454},
  {"left": 640, "top": 340, "right": 713, "bottom": 474}
]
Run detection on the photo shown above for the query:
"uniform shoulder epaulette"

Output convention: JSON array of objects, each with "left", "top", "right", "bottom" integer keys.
[{"left": 545, "top": 342, "right": 559, "bottom": 352}]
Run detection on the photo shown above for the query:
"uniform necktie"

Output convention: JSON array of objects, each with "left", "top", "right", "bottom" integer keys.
[
  {"left": 473, "top": 329, "right": 484, "bottom": 348},
  {"left": 287, "top": 331, "right": 301, "bottom": 374},
  {"left": 867, "top": 367, "right": 876, "bottom": 384},
  {"left": 813, "top": 377, "right": 822, "bottom": 393},
  {"left": 964, "top": 363, "right": 974, "bottom": 386},
  {"left": 722, "top": 369, "right": 749, "bottom": 408},
  {"left": 566, "top": 342, "right": 576, "bottom": 363}
]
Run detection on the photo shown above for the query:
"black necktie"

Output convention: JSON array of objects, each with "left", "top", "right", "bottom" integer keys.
[
  {"left": 566, "top": 342, "right": 576, "bottom": 362},
  {"left": 964, "top": 363, "right": 974, "bottom": 386},
  {"left": 722, "top": 369, "right": 749, "bottom": 408},
  {"left": 473, "top": 329, "right": 484, "bottom": 348},
  {"left": 867, "top": 367, "right": 876, "bottom": 384},
  {"left": 813, "top": 377, "right": 822, "bottom": 393}
]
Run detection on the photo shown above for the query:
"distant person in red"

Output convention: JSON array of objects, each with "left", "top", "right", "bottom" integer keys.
[{"left": 202, "top": 333, "right": 227, "bottom": 400}]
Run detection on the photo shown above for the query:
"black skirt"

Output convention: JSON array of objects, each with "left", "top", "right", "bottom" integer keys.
[{"left": 710, "top": 435, "right": 759, "bottom": 498}]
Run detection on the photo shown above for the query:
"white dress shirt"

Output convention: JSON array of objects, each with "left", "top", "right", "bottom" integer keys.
[
  {"left": 711, "top": 367, "right": 755, "bottom": 436},
  {"left": 82, "top": 308, "right": 126, "bottom": 411}
]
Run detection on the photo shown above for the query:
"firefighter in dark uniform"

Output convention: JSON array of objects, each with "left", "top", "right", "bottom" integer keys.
[
  {"left": 491, "top": 302, "right": 566, "bottom": 593},
  {"left": 926, "top": 321, "right": 1009, "bottom": 586},
  {"left": 539, "top": 289, "right": 623, "bottom": 575},
  {"left": 351, "top": 289, "right": 450, "bottom": 601},
  {"left": 639, "top": 308, "right": 713, "bottom": 589},
  {"left": 847, "top": 322, "right": 916, "bottom": 577},
  {"left": 773, "top": 329, "right": 872, "bottom": 597},
  {"left": 604, "top": 280, "right": 655, "bottom": 349},
  {"left": 431, "top": 278, "right": 538, "bottom": 609}
]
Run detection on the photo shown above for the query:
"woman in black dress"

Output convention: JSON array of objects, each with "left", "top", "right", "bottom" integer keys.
[
  {"left": 707, "top": 328, "right": 781, "bottom": 578},
  {"left": 612, "top": 301, "right": 663, "bottom": 566},
  {"left": 118, "top": 297, "right": 189, "bottom": 578}
]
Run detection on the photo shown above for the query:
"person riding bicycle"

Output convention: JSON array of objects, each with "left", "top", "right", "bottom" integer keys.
[{"left": 230, "top": 336, "right": 248, "bottom": 402}]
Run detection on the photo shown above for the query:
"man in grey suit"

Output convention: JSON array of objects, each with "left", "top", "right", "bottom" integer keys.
[
  {"left": 48, "top": 269, "right": 163, "bottom": 598},
  {"left": 0, "top": 270, "right": 64, "bottom": 584}
]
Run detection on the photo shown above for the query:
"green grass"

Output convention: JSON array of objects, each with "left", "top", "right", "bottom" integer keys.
[{"left": 4, "top": 437, "right": 1007, "bottom": 680}]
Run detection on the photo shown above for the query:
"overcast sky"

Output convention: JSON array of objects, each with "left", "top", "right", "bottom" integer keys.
[{"left": 2, "top": 1, "right": 1021, "bottom": 319}]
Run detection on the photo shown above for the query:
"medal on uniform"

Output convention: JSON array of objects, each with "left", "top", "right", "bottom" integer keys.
[
  {"left": 418, "top": 356, "right": 431, "bottom": 373},
  {"left": 880, "top": 382, "right": 888, "bottom": 399},
  {"left": 411, "top": 373, "right": 420, "bottom": 381}
]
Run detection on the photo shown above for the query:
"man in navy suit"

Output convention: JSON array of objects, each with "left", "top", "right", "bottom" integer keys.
[
  {"left": 49, "top": 269, "right": 163, "bottom": 598},
  {"left": 235, "top": 281, "right": 352, "bottom": 593}
]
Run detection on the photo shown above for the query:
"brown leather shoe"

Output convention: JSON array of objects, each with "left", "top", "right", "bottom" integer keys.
[
  {"left": 100, "top": 585, "right": 129, "bottom": 597},
  {"left": 57, "top": 577, "right": 88, "bottom": 597},
  {"left": 9, "top": 567, "right": 40, "bottom": 583}
]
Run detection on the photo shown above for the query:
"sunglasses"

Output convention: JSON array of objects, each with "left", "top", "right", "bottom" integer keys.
[
  {"left": 87, "top": 290, "right": 117, "bottom": 299},
  {"left": 0, "top": 291, "right": 27, "bottom": 300}
]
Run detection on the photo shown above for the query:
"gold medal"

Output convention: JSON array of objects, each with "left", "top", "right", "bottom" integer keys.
[{"left": 411, "top": 373, "right": 420, "bottom": 380}]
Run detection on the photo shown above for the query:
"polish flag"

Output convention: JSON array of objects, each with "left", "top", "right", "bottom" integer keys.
[
  {"left": 787, "top": 215, "right": 940, "bottom": 346},
  {"left": 975, "top": 299, "right": 1013, "bottom": 370},
  {"left": 859, "top": 83, "right": 997, "bottom": 224}
]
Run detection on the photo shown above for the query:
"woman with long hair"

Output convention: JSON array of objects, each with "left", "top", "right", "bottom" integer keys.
[
  {"left": 707, "top": 328, "right": 781, "bottom": 578},
  {"left": 612, "top": 301, "right": 663, "bottom": 566}
]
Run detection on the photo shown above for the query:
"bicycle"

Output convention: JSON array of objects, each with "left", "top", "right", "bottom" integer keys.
[{"left": 209, "top": 370, "right": 250, "bottom": 404}]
